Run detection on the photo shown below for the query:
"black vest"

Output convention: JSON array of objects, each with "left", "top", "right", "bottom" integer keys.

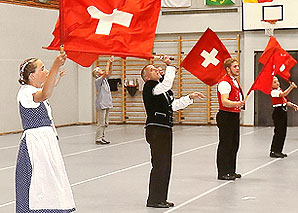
[{"left": 142, "top": 80, "right": 174, "bottom": 128}]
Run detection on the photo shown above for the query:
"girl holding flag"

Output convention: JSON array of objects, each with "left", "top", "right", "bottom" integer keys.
[
  {"left": 16, "top": 53, "right": 76, "bottom": 212},
  {"left": 269, "top": 76, "right": 298, "bottom": 158}
]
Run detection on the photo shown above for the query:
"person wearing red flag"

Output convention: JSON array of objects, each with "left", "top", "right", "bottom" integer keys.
[
  {"left": 181, "top": 28, "right": 231, "bottom": 86},
  {"left": 269, "top": 76, "right": 298, "bottom": 158},
  {"left": 216, "top": 58, "right": 245, "bottom": 181},
  {"left": 46, "top": 0, "right": 161, "bottom": 67}
]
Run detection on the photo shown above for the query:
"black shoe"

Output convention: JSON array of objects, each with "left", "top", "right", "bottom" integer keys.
[
  {"left": 162, "top": 201, "right": 174, "bottom": 207},
  {"left": 233, "top": 173, "right": 242, "bottom": 179},
  {"left": 95, "top": 140, "right": 110, "bottom": 145},
  {"left": 281, "top": 153, "right": 288, "bottom": 157},
  {"left": 146, "top": 202, "right": 169, "bottom": 208},
  {"left": 217, "top": 174, "right": 236, "bottom": 181},
  {"left": 102, "top": 138, "right": 111, "bottom": 144},
  {"left": 270, "top": 152, "right": 285, "bottom": 158}
]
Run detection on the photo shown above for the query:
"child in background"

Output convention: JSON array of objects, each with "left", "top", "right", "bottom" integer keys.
[
  {"left": 270, "top": 76, "right": 298, "bottom": 158},
  {"left": 92, "top": 56, "right": 114, "bottom": 145},
  {"left": 16, "top": 53, "right": 76, "bottom": 212}
]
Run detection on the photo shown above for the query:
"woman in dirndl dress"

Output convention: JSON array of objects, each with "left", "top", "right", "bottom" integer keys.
[{"left": 16, "top": 53, "right": 76, "bottom": 212}]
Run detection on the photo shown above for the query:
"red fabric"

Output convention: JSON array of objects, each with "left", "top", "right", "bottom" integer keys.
[
  {"left": 180, "top": 28, "right": 231, "bottom": 86},
  {"left": 247, "top": 56, "right": 275, "bottom": 95},
  {"left": 258, "top": 37, "right": 280, "bottom": 65},
  {"left": 217, "top": 75, "right": 244, "bottom": 113},
  {"left": 46, "top": 0, "right": 161, "bottom": 67},
  {"left": 273, "top": 50, "right": 297, "bottom": 81},
  {"left": 247, "top": 37, "right": 297, "bottom": 95}
]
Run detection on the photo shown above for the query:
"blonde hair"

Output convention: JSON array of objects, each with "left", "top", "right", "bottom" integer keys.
[{"left": 224, "top": 58, "right": 239, "bottom": 71}]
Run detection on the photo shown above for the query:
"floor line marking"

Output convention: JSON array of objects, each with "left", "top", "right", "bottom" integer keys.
[
  {"left": 0, "top": 127, "right": 269, "bottom": 208},
  {"left": 0, "top": 201, "right": 15, "bottom": 208},
  {"left": 0, "top": 126, "right": 127, "bottom": 151},
  {"left": 0, "top": 165, "right": 15, "bottom": 172},
  {"left": 62, "top": 127, "right": 262, "bottom": 187},
  {"left": 163, "top": 145, "right": 298, "bottom": 213},
  {"left": 0, "top": 126, "right": 201, "bottom": 172}
]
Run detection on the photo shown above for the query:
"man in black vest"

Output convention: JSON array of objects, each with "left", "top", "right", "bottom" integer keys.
[{"left": 141, "top": 56, "right": 204, "bottom": 208}]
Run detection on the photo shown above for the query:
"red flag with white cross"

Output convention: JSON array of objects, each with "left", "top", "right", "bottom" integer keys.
[
  {"left": 180, "top": 28, "right": 231, "bottom": 86},
  {"left": 46, "top": 0, "right": 161, "bottom": 67},
  {"left": 247, "top": 37, "right": 297, "bottom": 95}
]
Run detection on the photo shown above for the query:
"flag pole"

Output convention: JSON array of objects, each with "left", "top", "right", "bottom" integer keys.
[{"left": 59, "top": 0, "right": 65, "bottom": 54}]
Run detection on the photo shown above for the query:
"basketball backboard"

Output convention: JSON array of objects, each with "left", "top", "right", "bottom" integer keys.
[{"left": 242, "top": 0, "right": 298, "bottom": 31}]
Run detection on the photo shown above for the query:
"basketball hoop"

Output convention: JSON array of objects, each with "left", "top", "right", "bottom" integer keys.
[{"left": 261, "top": 19, "right": 278, "bottom": 37}]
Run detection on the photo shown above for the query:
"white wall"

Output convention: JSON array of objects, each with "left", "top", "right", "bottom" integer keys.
[
  {"left": 157, "top": 11, "right": 242, "bottom": 34},
  {"left": 157, "top": 0, "right": 242, "bottom": 33},
  {"left": 0, "top": 3, "right": 93, "bottom": 133}
]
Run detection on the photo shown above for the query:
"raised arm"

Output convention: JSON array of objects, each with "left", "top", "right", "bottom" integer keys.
[
  {"left": 280, "top": 82, "right": 297, "bottom": 97},
  {"left": 102, "top": 56, "right": 114, "bottom": 79},
  {"left": 153, "top": 55, "right": 176, "bottom": 95},
  {"left": 33, "top": 53, "right": 67, "bottom": 102}
]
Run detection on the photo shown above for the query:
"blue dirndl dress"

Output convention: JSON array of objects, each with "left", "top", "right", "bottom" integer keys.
[{"left": 16, "top": 85, "right": 76, "bottom": 213}]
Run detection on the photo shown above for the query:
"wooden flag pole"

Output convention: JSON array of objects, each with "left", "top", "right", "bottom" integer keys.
[
  {"left": 244, "top": 95, "right": 248, "bottom": 102},
  {"left": 59, "top": 0, "right": 65, "bottom": 54}
]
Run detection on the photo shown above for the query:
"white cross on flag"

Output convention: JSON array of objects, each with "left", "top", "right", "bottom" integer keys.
[
  {"left": 46, "top": 0, "right": 161, "bottom": 67},
  {"left": 181, "top": 28, "right": 231, "bottom": 86},
  {"left": 87, "top": 6, "right": 133, "bottom": 35}
]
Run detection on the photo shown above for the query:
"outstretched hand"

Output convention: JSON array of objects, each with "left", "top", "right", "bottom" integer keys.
[
  {"left": 189, "top": 92, "right": 205, "bottom": 100},
  {"left": 289, "top": 102, "right": 298, "bottom": 111},
  {"left": 290, "top": 81, "right": 297, "bottom": 88},
  {"left": 59, "top": 70, "right": 66, "bottom": 78},
  {"left": 109, "top": 56, "right": 114, "bottom": 63},
  {"left": 161, "top": 55, "right": 171, "bottom": 66}
]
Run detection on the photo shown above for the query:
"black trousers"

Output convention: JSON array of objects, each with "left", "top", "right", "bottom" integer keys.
[
  {"left": 145, "top": 125, "right": 172, "bottom": 203},
  {"left": 271, "top": 107, "right": 287, "bottom": 153},
  {"left": 216, "top": 110, "right": 240, "bottom": 176}
]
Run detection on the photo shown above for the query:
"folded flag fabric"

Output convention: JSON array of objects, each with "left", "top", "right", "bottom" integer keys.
[
  {"left": 46, "top": 0, "right": 161, "bottom": 67},
  {"left": 181, "top": 28, "right": 231, "bottom": 86}
]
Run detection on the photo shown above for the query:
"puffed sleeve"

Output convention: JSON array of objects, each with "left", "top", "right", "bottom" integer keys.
[{"left": 17, "top": 85, "right": 42, "bottom": 108}]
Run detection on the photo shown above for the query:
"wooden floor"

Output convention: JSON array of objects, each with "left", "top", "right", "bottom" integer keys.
[{"left": 1, "top": 124, "right": 298, "bottom": 213}]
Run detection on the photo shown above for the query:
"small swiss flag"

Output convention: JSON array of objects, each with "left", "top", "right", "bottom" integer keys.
[{"left": 181, "top": 28, "right": 231, "bottom": 86}]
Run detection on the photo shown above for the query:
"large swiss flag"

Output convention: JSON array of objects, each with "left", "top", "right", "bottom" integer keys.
[
  {"left": 46, "top": 0, "right": 161, "bottom": 67},
  {"left": 181, "top": 28, "right": 231, "bottom": 86}
]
